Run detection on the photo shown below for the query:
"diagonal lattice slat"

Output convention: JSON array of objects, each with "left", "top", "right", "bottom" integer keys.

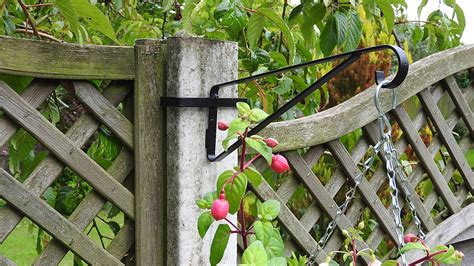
[
  {"left": 0, "top": 82, "right": 134, "bottom": 218},
  {"left": 73, "top": 81, "right": 134, "bottom": 150},
  {"left": 0, "top": 81, "right": 133, "bottom": 242},
  {"left": 0, "top": 169, "right": 123, "bottom": 265},
  {"left": 33, "top": 150, "right": 133, "bottom": 265}
]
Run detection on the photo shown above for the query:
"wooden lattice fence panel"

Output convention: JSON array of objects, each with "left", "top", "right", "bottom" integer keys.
[
  {"left": 0, "top": 36, "right": 158, "bottom": 265},
  {"left": 0, "top": 79, "right": 135, "bottom": 265},
  {"left": 245, "top": 46, "right": 474, "bottom": 263}
]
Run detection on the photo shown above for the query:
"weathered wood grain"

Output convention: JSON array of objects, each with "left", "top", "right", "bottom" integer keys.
[
  {"left": 327, "top": 140, "right": 401, "bottom": 244},
  {"left": 0, "top": 81, "right": 133, "bottom": 243},
  {"left": 0, "top": 81, "right": 134, "bottom": 218},
  {"left": 0, "top": 79, "right": 56, "bottom": 148},
  {"left": 0, "top": 36, "right": 134, "bottom": 80},
  {"left": 73, "top": 81, "right": 133, "bottom": 149},
  {"left": 134, "top": 39, "right": 166, "bottom": 265},
  {"left": 418, "top": 89, "right": 474, "bottom": 192},
  {"left": 363, "top": 122, "right": 436, "bottom": 231},
  {"left": 106, "top": 220, "right": 135, "bottom": 259},
  {"left": 443, "top": 76, "right": 474, "bottom": 137},
  {"left": 0, "top": 255, "right": 15, "bottom": 266},
  {"left": 0, "top": 169, "right": 123, "bottom": 265},
  {"left": 392, "top": 104, "right": 461, "bottom": 214},
  {"left": 261, "top": 44, "right": 474, "bottom": 152},
  {"left": 33, "top": 151, "right": 133, "bottom": 265},
  {"left": 285, "top": 151, "right": 372, "bottom": 264}
]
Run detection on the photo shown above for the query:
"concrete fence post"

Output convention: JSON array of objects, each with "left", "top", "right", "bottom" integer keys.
[{"left": 164, "top": 36, "right": 238, "bottom": 265}]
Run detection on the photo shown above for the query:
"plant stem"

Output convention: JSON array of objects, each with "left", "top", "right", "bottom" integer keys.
[
  {"left": 277, "top": 0, "right": 288, "bottom": 53},
  {"left": 351, "top": 239, "right": 357, "bottom": 266},
  {"left": 239, "top": 128, "right": 249, "bottom": 249},
  {"left": 408, "top": 249, "right": 447, "bottom": 266},
  {"left": 161, "top": 11, "right": 167, "bottom": 38},
  {"left": 18, "top": 0, "right": 41, "bottom": 40},
  {"left": 225, "top": 217, "right": 240, "bottom": 231},
  {"left": 92, "top": 219, "right": 106, "bottom": 249},
  {"left": 243, "top": 154, "right": 262, "bottom": 169}
]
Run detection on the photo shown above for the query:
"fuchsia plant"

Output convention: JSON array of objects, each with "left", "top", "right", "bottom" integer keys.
[
  {"left": 196, "top": 102, "right": 290, "bottom": 265},
  {"left": 196, "top": 103, "right": 464, "bottom": 266}
]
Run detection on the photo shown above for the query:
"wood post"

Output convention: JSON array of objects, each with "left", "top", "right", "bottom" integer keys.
[
  {"left": 164, "top": 37, "right": 238, "bottom": 265},
  {"left": 134, "top": 39, "right": 166, "bottom": 265}
]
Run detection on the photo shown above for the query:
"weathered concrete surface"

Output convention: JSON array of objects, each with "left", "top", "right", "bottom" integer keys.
[{"left": 165, "top": 36, "right": 238, "bottom": 265}]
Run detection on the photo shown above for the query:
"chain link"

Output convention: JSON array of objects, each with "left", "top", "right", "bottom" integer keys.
[{"left": 307, "top": 81, "right": 425, "bottom": 265}]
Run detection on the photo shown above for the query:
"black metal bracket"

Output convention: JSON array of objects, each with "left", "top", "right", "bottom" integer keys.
[{"left": 160, "top": 44, "right": 409, "bottom": 162}]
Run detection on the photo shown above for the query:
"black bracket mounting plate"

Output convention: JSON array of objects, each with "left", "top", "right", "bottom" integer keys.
[{"left": 160, "top": 44, "right": 409, "bottom": 162}]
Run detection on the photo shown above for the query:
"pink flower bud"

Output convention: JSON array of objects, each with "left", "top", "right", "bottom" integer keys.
[
  {"left": 271, "top": 154, "right": 289, "bottom": 173},
  {"left": 218, "top": 121, "right": 229, "bottom": 131},
  {"left": 211, "top": 192, "right": 229, "bottom": 220},
  {"left": 265, "top": 138, "right": 279, "bottom": 148},
  {"left": 403, "top": 233, "right": 417, "bottom": 243},
  {"left": 368, "top": 260, "right": 382, "bottom": 266}
]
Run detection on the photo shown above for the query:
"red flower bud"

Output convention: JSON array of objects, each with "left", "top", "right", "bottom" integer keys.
[
  {"left": 217, "top": 121, "right": 229, "bottom": 131},
  {"left": 211, "top": 192, "right": 229, "bottom": 220},
  {"left": 265, "top": 138, "right": 279, "bottom": 148},
  {"left": 403, "top": 233, "right": 417, "bottom": 243},
  {"left": 271, "top": 154, "right": 289, "bottom": 173}
]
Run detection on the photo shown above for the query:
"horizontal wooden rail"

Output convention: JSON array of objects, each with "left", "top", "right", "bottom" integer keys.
[
  {"left": 0, "top": 36, "right": 135, "bottom": 80},
  {"left": 262, "top": 44, "right": 474, "bottom": 152}
]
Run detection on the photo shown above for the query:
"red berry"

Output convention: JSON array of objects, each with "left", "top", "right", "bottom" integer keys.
[
  {"left": 217, "top": 121, "right": 229, "bottom": 131},
  {"left": 211, "top": 192, "right": 229, "bottom": 220},
  {"left": 264, "top": 138, "right": 279, "bottom": 148},
  {"left": 403, "top": 233, "right": 417, "bottom": 243},
  {"left": 271, "top": 154, "right": 289, "bottom": 173}
]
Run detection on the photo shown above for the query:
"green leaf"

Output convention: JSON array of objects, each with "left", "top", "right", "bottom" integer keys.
[
  {"left": 443, "top": 0, "right": 456, "bottom": 8},
  {"left": 53, "top": 0, "right": 80, "bottom": 33},
  {"left": 162, "top": 0, "right": 174, "bottom": 11},
  {"left": 198, "top": 211, "right": 214, "bottom": 238},
  {"left": 108, "top": 221, "right": 121, "bottom": 236},
  {"left": 247, "top": 13, "right": 265, "bottom": 50},
  {"left": 70, "top": 0, "right": 117, "bottom": 42},
  {"left": 228, "top": 118, "right": 249, "bottom": 137},
  {"left": 320, "top": 15, "right": 338, "bottom": 56},
  {"left": 257, "top": 8, "right": 296, "bottom": 64},
  {"left": 344, "top": 11, "right": 362, "bottom": 52},
  {"left": 266, "top": 229, "right": 285, "bottom": 258},
  {"left": 399, "top": 242, "right": 428, "bottom": 254},
  {"left": 375, "top": 0, "right": 395, "bottom": 33},
  {"left": 308, "top": 3, "right": 326, "bottom": 25},
  {"left": 237, "top": 102, "right": 251, "bottom": 116},
  {"left": 254, "top": 220, "right": 273, "bottom": 246},
  {"left": 249, "top": 108, "right": 269, "bottom": 122},
  {"left": 215, "top": 0, "right": 247, "bottom": 35},
  {"left": 454, "top": 4, "right": 465, "bottom": 32},
  {"left": 417, "top": 0, "right": 428, "bottom": 17},
  {"left": 243, "top": 167, "right": 263, "bottom": 187},
  {"left": 268, "top": 257, "right": 287, "bottom": 266},
  {"left": 242, "top": 240, "right": 268, "bottom": 265},
  {"left": 269, "top": 51, "right": 288, "bottom": 67},
  {"left": 273, "top": 76, "right": 293, "bottom": 95},
  {"left": 334, "top": 11, "right": 347, "bottom": 47},
  {"left": 245, "top": 138, "right": 272, "bottom": 165},
  {"left": 217, "top": 171, "right": 248, "bottom": 214},
  {"left": 222, "top": 134, "right": 238, "bottom": 151},
  {"left": 258, "top": 199, "right": 280, "bottom": 221},
  {"left": 210, "top": 224, "right": 231, "bottom": 265},
  {"left": 381, "top": 260, "right": 398, "bottom": 266},
  {"left": 288, "top": 4, "right": 303, "bottom": 21}
]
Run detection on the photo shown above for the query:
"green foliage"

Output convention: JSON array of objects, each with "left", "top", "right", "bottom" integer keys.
[{"left": 210, "top": 224, "right": 231, "bottom": 265}]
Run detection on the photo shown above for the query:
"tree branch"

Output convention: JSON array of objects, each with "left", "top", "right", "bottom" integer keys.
[{"left": 18, "top": 0, "right": 41, "bottom": 40}]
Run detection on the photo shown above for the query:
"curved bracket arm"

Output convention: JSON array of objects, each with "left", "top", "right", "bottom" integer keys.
[{"left": 205, "top": 44, "right": 409, "bottom": 161}]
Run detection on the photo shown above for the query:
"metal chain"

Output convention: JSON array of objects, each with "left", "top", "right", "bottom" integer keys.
[
  {"left": 307, "top": 80, "right": 426, "bottom": 265},
  {"left": 306, "top": 141, "right": 382, "bottom": 265}
]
